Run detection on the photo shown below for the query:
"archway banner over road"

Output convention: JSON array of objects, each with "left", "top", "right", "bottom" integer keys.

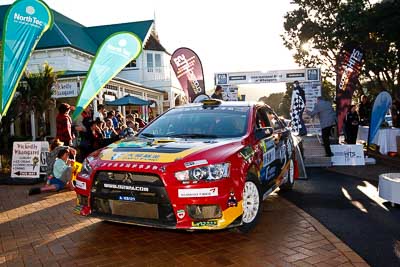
[{"left": 215, "top": 68, "right": 320, "bottom": 85}]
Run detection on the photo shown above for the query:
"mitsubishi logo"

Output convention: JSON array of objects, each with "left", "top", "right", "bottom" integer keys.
[{"left": 122, "top": 173, "right": 134, "bottom": 184}]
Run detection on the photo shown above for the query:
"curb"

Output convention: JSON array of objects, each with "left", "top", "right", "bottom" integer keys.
[{"left": 281, "top": 197, "right": 370, "bottom": 266}]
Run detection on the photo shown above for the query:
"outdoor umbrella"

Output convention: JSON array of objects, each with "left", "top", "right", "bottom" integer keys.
[{"left": 105, "top": 94, "right": 150, "bottom": 106}]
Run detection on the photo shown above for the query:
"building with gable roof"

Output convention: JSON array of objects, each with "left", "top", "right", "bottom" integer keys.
[{"left": 0, "top": 4, "right": 185, "bottom": 138}]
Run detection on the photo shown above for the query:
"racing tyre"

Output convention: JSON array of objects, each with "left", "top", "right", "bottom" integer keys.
[
  {"left": 280, "top": 159, "right": 294, "bottom": 191},
  {"left": 237, "top": 179, "right": 262, "bottom": 233}
]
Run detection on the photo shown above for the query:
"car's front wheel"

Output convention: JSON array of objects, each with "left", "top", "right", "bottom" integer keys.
[{"left": 238, "top": 179, "right": 262, "bottom": 233}]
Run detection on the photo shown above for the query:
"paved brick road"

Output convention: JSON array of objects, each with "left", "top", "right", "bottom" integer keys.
[{"left": 0, "top": 185, "right": 368, "bottom": 267}]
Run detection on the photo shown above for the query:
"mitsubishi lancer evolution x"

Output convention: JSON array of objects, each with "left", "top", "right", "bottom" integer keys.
[{"left": 74, "top": 100, "right": 297, "bottom": 232}]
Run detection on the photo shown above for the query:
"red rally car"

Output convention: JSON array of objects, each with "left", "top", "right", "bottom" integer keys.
[{"left": 74, "top": 100, "right": 297, "bottom": 232}]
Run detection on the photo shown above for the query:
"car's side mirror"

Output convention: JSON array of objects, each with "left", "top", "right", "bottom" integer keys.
[{"left": 255, "top": 127, "right": 274, "bottom": 140}]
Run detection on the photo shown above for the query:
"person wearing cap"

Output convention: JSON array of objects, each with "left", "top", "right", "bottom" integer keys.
[
  {"left": 56, "top": 103, "right": 75, "bottom": 146},
  {"left": 211, "top": 85, "right": 224, "bottom": 100}
]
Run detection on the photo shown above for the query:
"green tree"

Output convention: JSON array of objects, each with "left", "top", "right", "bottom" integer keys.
[
  {"left": 258, "top": 92, "right": 285, "bottom": 113},
  {"left": 282, "top": 0, "right": 400, "bottom": 97},
  {"left": 24, "top": 63, "right": 57, "bottom": 139}
]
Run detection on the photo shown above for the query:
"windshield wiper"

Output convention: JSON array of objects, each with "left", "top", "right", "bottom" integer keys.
[
  {"left": 140, "top": 133, "right": 155, "bottom": 138},
  {"left": 164, "top": 133, "right": 218, "bottom": 138}
]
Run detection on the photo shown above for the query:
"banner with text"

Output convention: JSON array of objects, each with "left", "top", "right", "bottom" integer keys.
[
  {"left": 0, "top": 0, "right": 53, "bottom": 116},
  {"left": 331, "top": 144, "right": 365, "bottom": 166},
  {"left": 11, "top": 142, "right": 42, "bottom": 178},
  {"left": 72, "top": 32, "right": 142, "bottom": 120},
  {"left": 336, "top": 43, "right": 364, "bottom": 134},
  {"left": 215, "top": 68, "right": 320, "bottom": 85},
  {"left": 170, "top": 47, "right": 205, "bottom": 103}
]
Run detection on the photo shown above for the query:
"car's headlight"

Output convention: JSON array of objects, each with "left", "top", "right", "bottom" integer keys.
[
  {"left": 80, "top": 156, "right": 94, "bottom": 179},
  {"left": 175, "top": 163, "right": 230, "bottom": 182}
]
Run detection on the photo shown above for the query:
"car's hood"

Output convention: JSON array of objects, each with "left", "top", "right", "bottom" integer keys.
[{"left": 98, "top": 137, "right": 242, "bottom": 163}]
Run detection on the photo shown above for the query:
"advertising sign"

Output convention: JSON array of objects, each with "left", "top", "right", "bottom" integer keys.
[
  {"left": 11, "top": 142, "right": 42, "bottom": 178},
  {"left": 336, "top": 43, "right": 364, "bottom": 133},
  {"left": 39, "top": 141, "right": 49, "bottom": 175},
  {"left": 369, "top": 91, "right": 392, "bottom": 145},
  {"left": 170, "top": 47, "right": 205, "bottom": 102},
  {"left": 330, "top": 144, "right": 365, "bottom": 166},
  {"left": 214, "top": 68, "right": 320, "bottom": 85},
  {"left": 0, "top": 0, "right": 53, "bottom": 116},
  {"left": 72, "top": 32, "right": 142, "bottom": 120},
  {"left": 52, "top": 80, "right": 79, "bottom": 98}
]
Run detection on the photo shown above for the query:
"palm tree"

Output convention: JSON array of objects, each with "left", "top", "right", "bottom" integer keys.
[{"left": 24, "top": 63, "right": 57, "bottom": 139}]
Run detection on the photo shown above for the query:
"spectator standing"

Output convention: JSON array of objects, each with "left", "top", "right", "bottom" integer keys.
[
  {"left": 308, "top": 96, "right": 336, "bottom": 157},
  {"left": 344, "top": 105, "right": 360, "bottom": 144},
  {"left": 56, "top": 103, "right": 74, "bottom": 146},
  {"left": 358, "top": 95, "right": 372, "bottom": 126},
  {"left": 93, "top": 104, "right": 106, "bottom": 121},
  {"left": 211, "top": 85, "right": 223, "bottom": 100}
]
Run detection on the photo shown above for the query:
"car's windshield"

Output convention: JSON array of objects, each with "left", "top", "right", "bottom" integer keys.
[{"left": 139, "top": 106, "right": 250, "bottom": 138}]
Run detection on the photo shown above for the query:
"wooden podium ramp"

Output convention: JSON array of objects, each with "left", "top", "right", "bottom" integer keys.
[{"left": 302, "top": 135, "right": 333, "bottom": 167}]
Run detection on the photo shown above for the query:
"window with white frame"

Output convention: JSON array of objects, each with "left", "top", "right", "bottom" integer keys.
[
  {"left": 147, "top": 52, "right": 163, "bottom": 72},
  {"left": 147, "top": 53, "right": 153, "bottom": 72},
  {"left": 155, "top": 54, "right": 161, "bottom": 73}
]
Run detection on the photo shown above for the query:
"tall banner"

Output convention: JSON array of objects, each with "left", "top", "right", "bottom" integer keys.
[
  {"left": 72, "top": 32, "right": 142, "bottom": 120},
  {"left": 0, "top": 0, "right": 53, "bottom": 116},
  {"left": 170, "top": 47, "right": 205, "bottom": 103},
  {"left": 368, "top": 91, "right": 392, "bottom": 145},
  {"left": 335, "top": 43, "right": 364, "bottom": 133}
]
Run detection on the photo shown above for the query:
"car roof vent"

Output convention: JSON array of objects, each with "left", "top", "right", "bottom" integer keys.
[{"left": 202, "top": 99, "right": 222, "bottom": 107}]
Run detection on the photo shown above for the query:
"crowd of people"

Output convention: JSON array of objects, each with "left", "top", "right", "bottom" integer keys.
[
  {"left": 28, "top": 103, "right": 150, "bottom": 195},
  {"left": 56, "top": 103, "right": 147, "bottom": 162}
]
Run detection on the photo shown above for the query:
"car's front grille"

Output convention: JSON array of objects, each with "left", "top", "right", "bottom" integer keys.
[
  {"left": 95, "top": 171, "right": 163, "bottom": 185},
  {"left": 91, "top": 171, "right": 176, "bottom": 225}
]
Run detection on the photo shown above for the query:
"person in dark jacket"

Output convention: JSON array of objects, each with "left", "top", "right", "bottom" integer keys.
[
  {"left": 358, "top": 95, "right": 372, "bottom": 126},
  {"left": 211, "top": 85, "right": 223, "bottom": 100},
  {"left": 344, "top": 105, "right": 360, "bottom": 144}
]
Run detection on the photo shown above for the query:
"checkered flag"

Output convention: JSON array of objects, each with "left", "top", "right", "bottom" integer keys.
[{"left": 290, "top": 89, "right": 305, "bottom": 135}]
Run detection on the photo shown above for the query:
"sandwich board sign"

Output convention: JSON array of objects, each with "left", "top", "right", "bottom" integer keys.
[
  {"left": 11, "top": 142, "right": 41, "bottom": 178},
  {"left": 330, "top": 144, "right": 365, "bottom": 166}
]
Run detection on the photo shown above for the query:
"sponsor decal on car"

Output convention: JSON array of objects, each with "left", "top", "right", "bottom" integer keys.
[
  {"left": 263, "top": 148, "right": 275, "bottom": 167},
  {"left": 192, "top": 220, "right": 218, "bottom": 227},
  {"left": 267, "top": 166, "right": 277, "bottom": 181},
  {"left": 176, "top": 209, "right": 186, "bottom": 219},
  {"left": 239, "top": 146, "right": 254, "bottom": 161},
  {"left": 184, "top": 159, "right": 208, "bottom": 168},
  {"left": 266, "top": 139, "right": 275, "bottom": 150},
  {"left": 111, "top": 153, "right": 122, "bottom": 160},
  {"left": 178, "top": 187, "right": 218, "bottom": 198},
  {"left": 75, "top": 180, "right": 86, "bottom": 190},
  {"left": 103, "top": 183, "right": 149, "bottom": 192},
  {"left": 118, "top": 196, "right": 136, "bottom": 201},
  {"left": 227, "top": 191, "right": 238, "bottom": 207}
]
